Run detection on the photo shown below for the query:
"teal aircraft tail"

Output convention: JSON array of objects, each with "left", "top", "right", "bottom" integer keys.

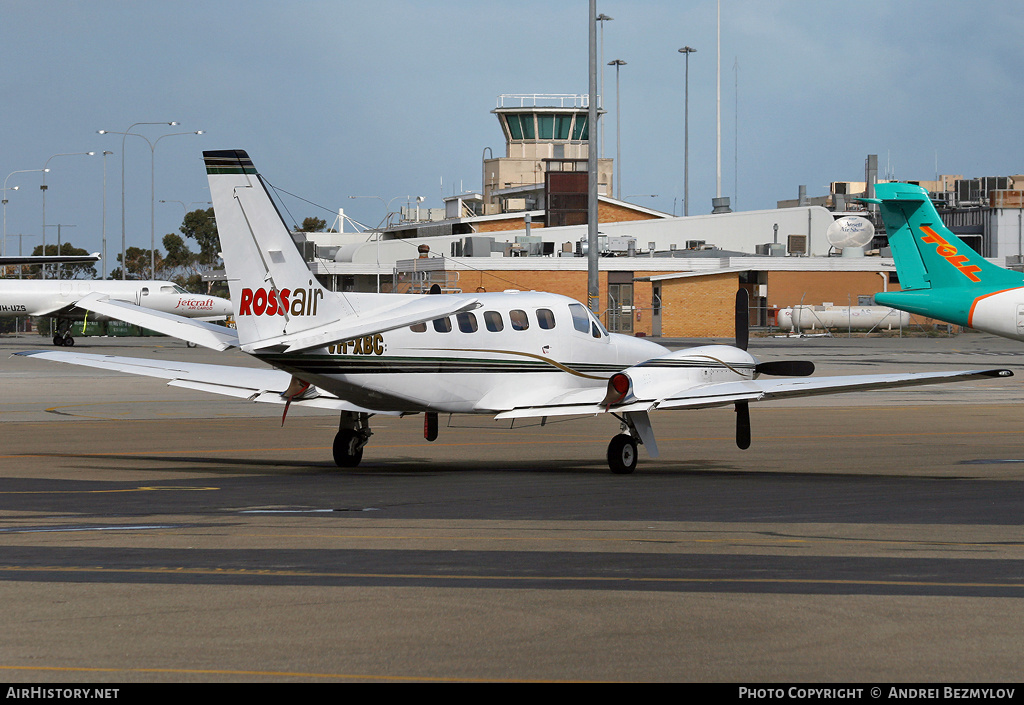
[{"left": 869, "top": 182, "right": 1024, "bottom": 326}]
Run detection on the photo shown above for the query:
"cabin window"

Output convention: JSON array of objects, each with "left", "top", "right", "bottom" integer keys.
[
  {"left": 509, "top": 309, "right": 529, "bottom": 331},
  {"left": 141, "top": 287, "right": 150, "bottom": 296},
  {"left": 410, "top": 322, "right": 427, "bottom": 333},
  {"left": 536, "top": 308, "right": 556, "bottom": 330},
  {"left": 457, "top": 312, "right": 478, "bottom": 333},
  {"left": 432, "top": 317, "right": 452, "bottom": 333},
  {"left": 484, "top": 311, "right": 504, "bottom": 332},
  {"left": 569, "top": 303, "right": 590, "bottom": 334}
]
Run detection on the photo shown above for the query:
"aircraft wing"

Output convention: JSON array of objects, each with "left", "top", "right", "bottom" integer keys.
[
  {"left": 29, "top": 302, "right": 79, "bottom": 318},
  {"left": 495, "top": 368, "right": 1012, "bottom": 420},
  {"left": 75, "top": 293, "right": 239, "bottom": 351},
  {"left": 12, "top": 350, "right": 398, "bottom": 416}
]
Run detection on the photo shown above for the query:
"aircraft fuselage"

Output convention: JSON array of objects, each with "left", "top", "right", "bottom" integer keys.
[
  {"left": 252, "top": 290, "right": 752, "bottom": 414},
  {"left": 0, "top": 280, "right": 232, "bottom": 321}
]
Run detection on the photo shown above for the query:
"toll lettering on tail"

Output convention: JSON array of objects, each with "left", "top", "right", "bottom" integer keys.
[{"left": 918, "top": 226, "right": 982, "bottom": 282}]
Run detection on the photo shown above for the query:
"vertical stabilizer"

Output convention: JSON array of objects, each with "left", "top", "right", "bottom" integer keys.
[
  {"left": 872, "top": 182, "right": 1024, "bottom": 325},
  {"left": 204, "top": 150, "right": 352, "bottom": 346}
]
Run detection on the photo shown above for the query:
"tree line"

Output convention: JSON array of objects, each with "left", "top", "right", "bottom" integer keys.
[{"left": 4, "top": 212, "right": 329, "bottom": 293}]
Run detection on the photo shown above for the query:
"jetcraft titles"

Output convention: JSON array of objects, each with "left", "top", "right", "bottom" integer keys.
[{"left": 737, "top": 688, "right": 1016, "bottom": 700}]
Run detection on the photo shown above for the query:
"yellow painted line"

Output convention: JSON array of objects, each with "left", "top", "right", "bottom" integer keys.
[
  {"left": 0, "top": 664, "right": 559, "bottom": 683},
  {"left": 0, "top": 439, "right": 603, "bottom": 460},
  {"left": 0, "top": 486, "right": 217, "bottom": 495},
  {"left": 223, "top": 533, "right": 1024, "bottom": 550},
  {"left": 0, "top": 564, "right": 1020, "bottom": 591},
  {"left": 2, "top": 427, "right": 1019, "bottom": 462}
]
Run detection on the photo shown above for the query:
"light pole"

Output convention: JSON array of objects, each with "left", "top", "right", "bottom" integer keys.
[
  {"left": 3, "top": 169, "right": 46, "bottom": 259},
  {"left": 99, "top": 122, "right": 202, "bottom": 279},
  {"left": 3, "top": 170, "right": 44, "bottom": 280},
  {"left": 349, "top": 195, "right": 410, "bottom": 293},
  {"left": 8, "top": 234, "right": 34, "bottom": 279},
  {"left": 101, "top": 151, "right": 113, "bottom": 279},
  {"left": 0, "top": 185, "right": 16, "bottom": 259},
  {"left": 608, "top": 59, "right": 626, "bottom": 200},
  {"left": 147, "top": 131, "right": 204, "bottom": 277},
  {"left": 678, "top": 46, "right": 697, "bottom": 216},
  {"left": 41, "top": 152, "right": 95, "bottom": 279},
  {"left": 596, "top": 13, "right": 612, "bottom": 159},
  {"left": 160, "top": 199, "right": 212, "bottom": 214},
  {"left": 43, "top": 224, "right": 76, "bottom": 279}
]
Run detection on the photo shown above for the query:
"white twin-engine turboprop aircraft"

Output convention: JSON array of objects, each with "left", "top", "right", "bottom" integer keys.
[
  {"left": 16, "top": 150, "right": 1014, "bottom": 473},
  {"left": 0, "top": 279, "right": 232, "bottom": 347}
]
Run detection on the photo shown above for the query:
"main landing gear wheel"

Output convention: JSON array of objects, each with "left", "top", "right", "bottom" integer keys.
[
  {"left": 52, "top": 320, "right": 75, "bottom": 347},
  {"left": 607, "top": 433, "right": 638, "bottom": 474},
  {"left": 333, "top": 411, "right": 372, "bottom": 468},
  {"left": 333, "top": 430, "right": 364, "bottom": 467}
]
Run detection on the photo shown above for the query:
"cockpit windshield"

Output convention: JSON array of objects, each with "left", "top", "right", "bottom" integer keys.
[
  {"left": 569, "top": 302, "right": 607, "bottom": 338},
  {"left": 160, "top": 284, "right": 189, "bottom": 294}
]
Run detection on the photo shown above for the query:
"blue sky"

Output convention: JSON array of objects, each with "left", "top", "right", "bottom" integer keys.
[{"left": 2, "top": 1, "right": 1022, "bottom": 265}]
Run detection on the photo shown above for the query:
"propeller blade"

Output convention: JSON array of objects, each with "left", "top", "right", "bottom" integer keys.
[
  {"left": 754, "top": 360, "right": 816, "bottom": 377},
  {"left": 735, "top": 401, "right": 751, "bottom": 450},
  {"left": 735, "top": 289, "right": 749, "bottom": 351}
]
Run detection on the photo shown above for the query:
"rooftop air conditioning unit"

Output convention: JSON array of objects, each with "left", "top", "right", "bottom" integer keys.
[{"left": 787, "top": 234, "right": 807, "bottom": 255}]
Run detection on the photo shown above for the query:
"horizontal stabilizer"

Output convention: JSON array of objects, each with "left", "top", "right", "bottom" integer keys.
[{"left": 76, "top": 293, "right": 239, "bottom": 351}]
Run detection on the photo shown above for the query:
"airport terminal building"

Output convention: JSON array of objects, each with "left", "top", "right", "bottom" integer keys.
[{"left": 294, "top": 96, "right": 1021, "bottom": 338}]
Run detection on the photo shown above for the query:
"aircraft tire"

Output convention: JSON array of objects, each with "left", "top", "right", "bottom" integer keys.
[
  {"left": 333, "top": 429, "right": 364, "bottom": 468},
  {"left": 52, "top": 336, "right": 62, "bottom": 346},
  {"left": 64, "top": 337, "right": 74, "bottom": 347},
  {"left": 607, "top": 434, "right": 638, "bottom": 474}
]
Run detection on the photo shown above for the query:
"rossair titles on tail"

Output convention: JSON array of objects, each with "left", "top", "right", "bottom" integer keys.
[
  {"left": 14, "top": 151, "right": 1014, "bottom": 474},
  {"left": 870, "top": 182, "right": 1024, "bottom": 341}
]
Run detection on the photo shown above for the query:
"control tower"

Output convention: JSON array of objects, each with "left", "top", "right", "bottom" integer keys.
[{"left": 483, "top": 94, "right": 612, "bottom": 217}]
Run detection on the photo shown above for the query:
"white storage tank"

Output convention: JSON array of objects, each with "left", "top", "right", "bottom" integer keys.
[{"left": 778, "top": 305, "right": 910, "bottom": 332}]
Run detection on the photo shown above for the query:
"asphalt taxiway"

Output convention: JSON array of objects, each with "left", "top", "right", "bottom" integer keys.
[{"left": 1, "top": 332, "right": 1023, "bottom": 682}]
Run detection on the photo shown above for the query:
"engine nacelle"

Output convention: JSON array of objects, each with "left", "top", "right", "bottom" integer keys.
[{"left": 604, "top": 345, "right": 757, "bottom": 406}]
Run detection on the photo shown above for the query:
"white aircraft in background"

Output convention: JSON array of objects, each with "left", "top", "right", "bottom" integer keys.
[
  {"left": 16, "top": 150, "right": 1013, "bottom": 473},
  {"left": 0, "top": 278, "right": 232, "bottom": 346}
]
